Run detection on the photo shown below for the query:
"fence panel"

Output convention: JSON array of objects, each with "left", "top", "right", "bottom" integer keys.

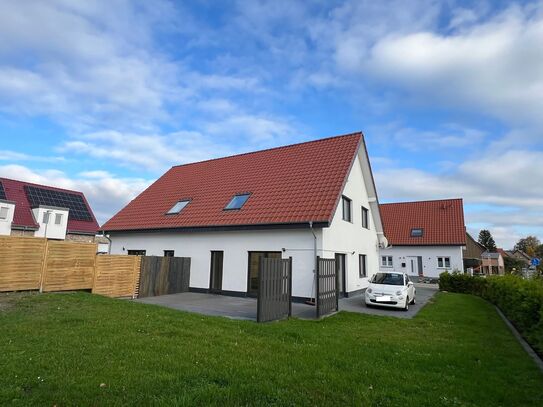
[
  {"left": 257, "top": 257, "right": 292, "bottom": 323},
  {"left": 92, "top": 255, "right": 142, "bottom": 298},
  {"left": 316, "top": 257, "right": 338, "bottom": 318},
  {"left": 138, "top": 256, "right": 191, "bottom": 298},
  {"left": 0, "top": 236, "right": 46, "bottom": 292},
  {"left": 41, "top": 241, "right": 97, "bottom": 292}
]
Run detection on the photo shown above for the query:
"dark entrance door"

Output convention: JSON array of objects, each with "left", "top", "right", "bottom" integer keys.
[
  {"left": 248, "top": 251, "right": 282, "bottom": 296},
  {"left": 209, "top": 251, "right": 224, "bottom": 293},
  {"left": 335, "top": 253, "right": 346, "bottom": 296}
]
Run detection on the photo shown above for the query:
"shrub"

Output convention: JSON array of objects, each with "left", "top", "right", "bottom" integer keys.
[{"left": 439, "top": 272, "right": 543, "bottom": 356}]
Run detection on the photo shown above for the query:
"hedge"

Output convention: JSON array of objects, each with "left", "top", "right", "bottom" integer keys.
[{"left": 439, "top": 272, "right": 543, "bottom": 357}]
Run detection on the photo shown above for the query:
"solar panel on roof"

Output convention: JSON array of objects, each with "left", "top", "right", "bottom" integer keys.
[
  {"left": 24, "top": 185, "right": 93, "bottom": 221},
  {"left": 0, "top": 182, "right": 6, "bottom": 200}
]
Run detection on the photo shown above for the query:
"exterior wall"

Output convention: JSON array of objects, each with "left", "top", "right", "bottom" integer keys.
[
  {"left": 11, "top": 229, "right": 36, "bottom": 237},
  {"left": 0, "top": 201, "right": 15, "bottom": 236},
  {"left": 379, "top": 246, "right": 464, "bottom": 278},
  {"left": 32, "top": 207, "right": 69, "bottom": 239},
  {"left": 109, "top": 228, "right": 322, "bottom": 299},
  {"left": 65, "top": 233, "right": 96, "bottom": 243},
  {"left": 322, "top": 152, "right": 380, "bottom": 294}
]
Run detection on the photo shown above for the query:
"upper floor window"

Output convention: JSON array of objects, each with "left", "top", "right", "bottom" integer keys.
[
  {"left": 224, "top": 193, "right": 251, "bottom": 210},
  {"left": 0, "top": 206, "right": 8, "bottom": 220},
  {"left": 42, "top": 212, "right": 50, "bottom": 224},
  {"left": 166, "top": 199, "right": 190, "bottom": 215},
  {"left": 55, "top": 213, "right": 63, "bottom": 225},
  {"left": 411, "top": 228, "right": 424, "bottom": 237},
  {"left": 381, "top": 256, "right": 393, "bottom": 268},
  {"left": 437, "top": 257, "right": 451, "bottom": 268},
  {"left": 342, "top": 196, "right": 352, "bottom": 222},
  {"left": 361, "top": 206, "right": 369, "bottom": 229}
]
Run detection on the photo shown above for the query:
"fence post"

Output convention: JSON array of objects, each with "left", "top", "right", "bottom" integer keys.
[
  {"left": 257, "top": 256, "right": 263, "bottom": 323},
  {"left": 131, "top": 256, "right": 142, "bottom": 299},
  {"left": 316, "top": 256, "right": 320, "bottom": 318},
  {"left": 288, "top": 257, "right": 292, "bottom": 317},
  {"left": 38, "top": 238, "right": 49, "bottom": 293}
]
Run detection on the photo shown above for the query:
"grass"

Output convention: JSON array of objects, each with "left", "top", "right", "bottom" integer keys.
[{"left": 0, "top": 291, "right": 542, "bottom": 406}]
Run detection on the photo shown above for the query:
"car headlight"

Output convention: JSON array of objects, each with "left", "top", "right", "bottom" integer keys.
[
  {"left": 367, "top": 288, "right": 372, "bottom": 293},
  {"left": 395, "top": 290, "right": 402, "bottom": 296}
]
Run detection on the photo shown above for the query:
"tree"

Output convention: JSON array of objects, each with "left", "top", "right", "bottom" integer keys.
[
  {"left": 514, "top": 236, "right": 541, "bottom": 257},
  {"left": 504, "top": 256, "right": 526, "bottom": 274},
  {"left": 478, "top": 229, "right": 497, "bottom": 252}
]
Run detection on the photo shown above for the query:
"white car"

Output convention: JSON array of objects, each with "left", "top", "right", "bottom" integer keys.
[{"left": 365, "top": 272, "right": 416, "bottom": 311}]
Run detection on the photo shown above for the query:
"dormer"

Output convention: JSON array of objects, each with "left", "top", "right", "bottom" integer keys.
[
  {"left": 0, "top": 199, "right": 16, "bottom": 236},
  {"left": 32, "top": 205, "right": 69, "bottom": 239}
]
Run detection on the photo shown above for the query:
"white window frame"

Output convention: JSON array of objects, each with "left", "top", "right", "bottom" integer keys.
[
  {"left": 381, "top": 255, "right": 393, "bottom": 268},
  {"left": 43, "top": 212, "right": 50, "bottom": 224},
  {"left": 342, "top": 196, "right": 352, "bottom": 222},
  {"left": 437, "top": 256, "right": 451, "bottom": 268},
  {"left": 55, "top": 213, "right": 63, "bottom": 225},
  {"left": 0, "top": 206, "right": 8, "bottom": 220}
]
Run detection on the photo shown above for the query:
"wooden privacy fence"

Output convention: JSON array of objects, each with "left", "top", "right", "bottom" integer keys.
[
  {"left": 316, "top": 257, "right": 338, "bottom": 318},
  {"left": 92, "top": 255, "right": 142, "bottom": 298},
  {"left": 138, "top": 256, "right": 191, "bottom": 298},
  {"left": 257, "top": 257, "right": 292, "bottom": 323},
  {"left": 0, "top": 236, "right": 46, "bottom": 292}
]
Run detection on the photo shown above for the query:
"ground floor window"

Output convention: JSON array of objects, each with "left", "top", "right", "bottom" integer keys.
[
  {"left": 248, "top": 251, "right": 282, "bottom": 295},
  {"left": 127, "top": 250, "right": 146, "bottom": 256},
  {"left": 437, "top": 256, "right": 451, "bottom": 268},
  {"left": 359, "top": 254, "right": 367, "bottom": 277},
  {"left": 164, "top": 250, "right": 175, "bottom": 257},
  {"left": 381, "top": 255, "right": 393, "bottom": 268}
]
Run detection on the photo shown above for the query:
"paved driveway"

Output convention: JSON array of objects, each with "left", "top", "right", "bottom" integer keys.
[{"left": 135, "top": 284, "right": 438, "bottom": 321}]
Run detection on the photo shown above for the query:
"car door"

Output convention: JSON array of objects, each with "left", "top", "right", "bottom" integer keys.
[{"left": 405, "top": 274, "right": 414, "bottom": 298}]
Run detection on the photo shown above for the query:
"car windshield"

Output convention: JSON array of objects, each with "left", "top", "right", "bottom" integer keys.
[{"left": 372, "top": 273, "right": 404, "bottom": 286}]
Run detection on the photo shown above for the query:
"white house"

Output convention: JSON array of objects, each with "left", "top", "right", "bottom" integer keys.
[
  {"left": 102, "top": 132, "right": 387, "bottom": 300},
  {"left": 379, "top": 199, "right": 466, "bottom": 280}
]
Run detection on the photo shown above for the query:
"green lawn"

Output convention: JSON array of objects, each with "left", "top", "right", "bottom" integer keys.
[{"left": 1, "top": 292, "right": 542, "bottom": 406}]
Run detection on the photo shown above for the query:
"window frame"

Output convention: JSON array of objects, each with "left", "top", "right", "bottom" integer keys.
[
  {"left": 361, "top": 206, "right": 369, "bottom": 229},
  {"left": 224, "top": 193, "right": 251, "bottom": 211},
  {"left": 342, "top": 196, "right": 352, "bottom": 222},
  {"left": 0, "top": 206, "right": 8, "bottom": 220},
  {"left": 163, "top": 250, "right": 175, "bottom": 257},
  {"left": 54, "top": 213, "right": 63, "bottom": 225},
  {"left": 127, "top": 250, "right": 146, "bottom": 256},
  {"left": 381, "top": 255, "right": 393, "bottom": 268},
  {"left": 166, "top": 199, "right": 191, "bottom": 215},
  {"left": 42, "top": 212, "right": 50, "bottom": 224},
  {"left": 410, "top": 228, "right": 424, "bottom": 237},
  {"left": 359, "top": 254, "right": 367, "bottom": 278},
  {"left": 437, "top": 256, "right": 451, "bottom": 268}
]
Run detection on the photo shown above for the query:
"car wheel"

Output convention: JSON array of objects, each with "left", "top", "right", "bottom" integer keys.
[{"left": 404, "top": 298, "right": 409, "bottom": 311}]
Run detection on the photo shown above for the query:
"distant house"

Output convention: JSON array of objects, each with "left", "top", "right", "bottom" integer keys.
[
  {"left": 481, "top": 251, "right": 505, "bottom": 275},
  {"left": 463, "top": 233, "right": 486, "bottom": 272},
  {"left": 101, "top": 133, "right": 387, "bottom": 300},
  {"left": 379, "top": 199, "right": 466, "bottom": 279},
  {"left": 0, "top": 177, "right": 99, "bottom": 241},
  {"left": 505, "top": 249, "right": 531, "bottom": 266}
]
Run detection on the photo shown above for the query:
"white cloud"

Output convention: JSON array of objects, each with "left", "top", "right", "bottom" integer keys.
[
  {"left": 0, "top": 164, "right": 150, "bottom": 225},
  {"left": 0, "top": 149, "right": 65, "bottom": 162}
]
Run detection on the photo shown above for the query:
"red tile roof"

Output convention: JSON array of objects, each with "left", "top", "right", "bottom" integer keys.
[
  {"left": 0, "top": 177, "right": 99, "bottom": 235},
  {"left": 380, "top": 199, "right": 466, "bottom": 246},
  {"left": 102, "top": 132, "right": 363, "bottom": 232}
]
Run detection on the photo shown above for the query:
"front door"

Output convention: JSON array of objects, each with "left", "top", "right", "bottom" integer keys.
[
  {"left": 247, "top": 251, "right": 282, "bottom": 296},
  {"left": 209, "top": 251, "right": 224, "bottom": 293},
  {"left": 335, "top": 253, "right": 346, "bottom": 296},
  {"left": 408, "top": 257, "right": 423, "bottom": 277}
]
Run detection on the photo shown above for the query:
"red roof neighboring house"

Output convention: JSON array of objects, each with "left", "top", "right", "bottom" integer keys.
[
  {"left": 496, "top": 248, "right": 509, "bottom": 258},
  {"left": 0, "top": 177, "right": 99, "bottom": 235},
  {"left": 102, "top": 132, "right": 365, "bottom": 232},
  {"left": 380, "top": 199, "right": 466, "bottom": 246}
]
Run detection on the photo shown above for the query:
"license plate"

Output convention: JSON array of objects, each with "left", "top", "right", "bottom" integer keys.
[{"left": 376, "top": 296, "right": 392, "bottom": 302}]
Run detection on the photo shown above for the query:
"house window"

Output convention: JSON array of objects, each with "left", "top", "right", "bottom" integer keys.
[
  {"left": 359, "top": 254, "right": 367, "bottom": 277},
  {"left": 166, "top": 199, "right": 190, "bottom": 215},
  {"left": 164, "top": 250, "right": 175, "bottom": 257},
  {"left": 381, "top": 255, "right": 393, "bottom": 268},
  {"left": 0, "top": 206, "right": 8, "bottom": 220},
  {"left": 411, "top": 228, "right": 423, "bottom": 237},
  {"left": 224, "top": 193, "right": 251, "bottom": 210},
  {"left": 55, "top": 213, "right": 63, "bottom": 225},
  {"left": 437, "top": 257, "right": 451, "bottom": 268},
  {"left": 342, "top": 196, "right": 352, "bottom": 222},
  {"left": 43, "top": 212, "right": 50, "bottom": 224},
  {"left": 361, "top": 206, "right": 369, "bottom": 229},
  {"left": 127, "top": 250, "right": 146, "bottom": 256}
]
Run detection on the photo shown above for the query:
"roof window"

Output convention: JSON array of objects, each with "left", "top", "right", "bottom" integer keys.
[
  {"left": 224, "top": 193, "right": 251, "bottom": 210},
  {"left": 411, "top": 228, "right": 424, "bottom": 237},
  {"left": 166, "top": 199, "right": 190, "bottom": 215}
]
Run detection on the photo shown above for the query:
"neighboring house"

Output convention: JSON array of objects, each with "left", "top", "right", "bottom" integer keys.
[
  {"left": 463, "top": 233, "right": 486, "bottom": 272},
  {"left": 379, "top": 199, "right": 466, "bottom": 279},
  {"left": 0, "top": 177, "right": 99, "bottom": 241},
  {"left": 505, "top": 249, "right": 531, "bottom": 266},
  {"left": 481, "top": 251, "right": 505, "bottom": 275},
  {"left": 101, "top": 132, "right": 387, "bottom": 300}
]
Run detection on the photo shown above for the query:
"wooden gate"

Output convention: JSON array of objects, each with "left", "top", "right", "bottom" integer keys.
[
  {"left": 257, "top": 257, "right": 292, "bottom": 323},
  {"left": 316, "top": 256, "right": 338, "bottom": 318},
  {"left": 138, "top": 256, "right": 191, "bottom": 298}
]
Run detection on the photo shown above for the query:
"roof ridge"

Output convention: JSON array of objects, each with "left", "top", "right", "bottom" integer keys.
[
  {"left": 171, "top": 131, "right": 362, "bottom": 169},
  {"left": 0, "top": 177, "right": 85, "bottom": 195},
  {"left": 381, "top": 198, "right": 463, "bottom": 206}
]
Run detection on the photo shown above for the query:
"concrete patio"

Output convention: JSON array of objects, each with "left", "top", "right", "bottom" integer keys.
[{"left": 135, "top": 284, "right": 438, "bottom": 321}]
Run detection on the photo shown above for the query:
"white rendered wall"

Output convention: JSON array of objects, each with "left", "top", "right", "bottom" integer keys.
[
  {"left": 0, "top": 201, "right": 15, "bottom": 236},
  {"left": 378, "top": 246, "right": 464, "bottom": 278},
  {"left": 32, "top": 207, "right": 69, "bottom": 239},
  {"left": 321, "top": 153, "right": 381, "bottom": 294},
  {"left": 109, "top": 228, "right": 322, "bottom": 299}
]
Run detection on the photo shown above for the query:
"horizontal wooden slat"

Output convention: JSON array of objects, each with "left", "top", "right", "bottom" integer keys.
[
  {"left": 92, "top": 255, "right": 141, "bottom": 298},
  {"left": 0, "top": 236, "right": 46, "bottom": 292}
]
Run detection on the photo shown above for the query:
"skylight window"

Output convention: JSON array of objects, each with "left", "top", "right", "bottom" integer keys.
[
  {"left": 224, "top": 193, "right": 251, "bottom": 210},
  {"left": 411, "top": 228, "right": 424, "bottom": 237},
  {"left": 166, "top": 199, "right": 190, "bottom": 215}
]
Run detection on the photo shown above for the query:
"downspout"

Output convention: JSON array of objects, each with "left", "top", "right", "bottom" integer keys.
[{"left": 101, "top": 232, "right": 112, "bottom": 255}]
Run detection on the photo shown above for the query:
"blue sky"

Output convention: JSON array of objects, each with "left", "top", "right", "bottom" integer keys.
[{"left": 0, "top": 0, "right": 542, "bottom": 248}]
